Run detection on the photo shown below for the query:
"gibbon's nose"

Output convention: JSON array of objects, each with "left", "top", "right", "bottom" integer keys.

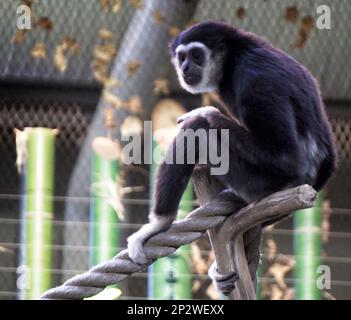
[{"left": 182, "top": 61, "right": 190, "bottom": 75}]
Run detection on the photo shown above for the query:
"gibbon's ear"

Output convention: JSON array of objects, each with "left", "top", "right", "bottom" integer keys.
[
  {"left": 168, "top": 41, "right": 175, "bottom": 58},
  {"left": 169, "top": 35, "right": 181, "bottom": 56}
]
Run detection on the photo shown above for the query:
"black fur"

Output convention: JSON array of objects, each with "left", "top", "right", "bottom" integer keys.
[{"left": 156, "top": 21, "right": 337, "bottom": 218}]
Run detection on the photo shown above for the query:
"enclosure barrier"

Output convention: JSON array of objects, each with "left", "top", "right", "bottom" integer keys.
[
  {"left": 24, "top": 128, "right": 56, "bottom": 299},
  {"left": 40, "top": 166, "right": 316, "bottom": 300},
  {"left": 148, "top": 127, "right": 193, "bottom": 299},
  {"left": 294, "top": 192, "right": 323, "bottom": 299},
  {"left": 89, "top": 149, "right": 121, "bottom": 299}
]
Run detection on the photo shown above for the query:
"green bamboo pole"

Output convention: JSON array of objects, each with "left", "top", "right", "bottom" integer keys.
[
  {"left": 256, "top": 258, "right": 262, "bottom": 300},
  {"left": 90, "top": 151, "right": 120, "bottom": 264},
  {"left": 148, "top": 138, "right": 193, "bottom": 299},
  {"left": 24, "top": 128, "right": 55, "bottom": 299},
  {"left": 88, "top": 148, "right": 120, "bottom": 299},
  {"left": 294, "top": 192, "right": 323, "bottom": 300}
]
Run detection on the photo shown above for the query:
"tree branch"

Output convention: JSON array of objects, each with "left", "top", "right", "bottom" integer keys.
[{"left": 192, "top": 166, "right": 316, "bottom": 300}]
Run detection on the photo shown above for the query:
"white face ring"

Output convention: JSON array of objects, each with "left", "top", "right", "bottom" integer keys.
[{"left": 172, "top": 42, "right": 220, "bottom": 94}]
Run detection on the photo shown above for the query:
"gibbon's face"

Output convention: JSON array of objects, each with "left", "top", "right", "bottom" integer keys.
[{"left": 172, "top": 42, "right": 221, "bottom": 94}]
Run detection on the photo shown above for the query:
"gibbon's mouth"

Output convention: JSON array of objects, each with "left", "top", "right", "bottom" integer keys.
[{"left": 183, "top": 74, "right": 200, "bottom": 85}]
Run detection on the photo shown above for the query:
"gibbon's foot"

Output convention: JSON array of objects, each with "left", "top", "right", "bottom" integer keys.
[
  {"left": 127, "top": 215, "right": 175, "bottom": 265},
  {"left": 208, "top": 262, "right": 239, "bottom": 296},
  {"left": 127, "top": 230, "right": 151, "bottom": 265},
  {"left": 177, "top": 106, "right": 220, "bottom": 124}
]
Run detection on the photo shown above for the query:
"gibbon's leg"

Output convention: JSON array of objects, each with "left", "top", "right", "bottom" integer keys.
[
  {"left": 209, "top": 226, "right": 262, "bottom": 296},
  {"left": 208, "top": 261, "right": 240, "bottom": 295},
  {"left": 127, "top": 116, "right": 211, "bottom": 265},
  {"left": 127, "top": 107, "right": 261, "bottom": 266}
]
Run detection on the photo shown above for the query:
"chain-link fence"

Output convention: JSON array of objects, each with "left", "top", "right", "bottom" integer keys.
[{"left": 0, "top": 0, "right": 351, "bottom": 300}]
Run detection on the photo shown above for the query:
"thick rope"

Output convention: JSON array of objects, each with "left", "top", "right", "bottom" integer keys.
[
  {"left": 40, "top": 184, "right": 315, "bottom": 300},
  {"left": 40, "top": 197, "right": 237, "bottom": 300}
]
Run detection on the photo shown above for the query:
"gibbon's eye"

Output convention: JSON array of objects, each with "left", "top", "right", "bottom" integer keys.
[
  {"left": 189, "top": 48, "right": 205, "bottom": 66},
  {"left": 178, "top": 52, "right": 186, "bottom": 65}
]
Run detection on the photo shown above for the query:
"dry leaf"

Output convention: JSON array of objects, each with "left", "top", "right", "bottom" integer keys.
[
  {"left": 99, "top": 28, "right": 114, "bottom": 41},
  {"left": 266, "top": 238, "right": 277, "bottom": 261},
  {"left": 92, "top": 59, "right": 109, "bottom": 72},
  {"left": 22, "top": 0, "right": 33, "bottom": 7},
  {"left": 113, "top": 0, "right": 122, "bottom": 13},
  {"left": 271, "top": 284, "right": 283, "bottom": 300},
  {"left": 104, "top": 90, "right": 122, "bottom": 108},
  {"left": 191, "top": 243, "right": 209, "bottom": 275},
  {"left": 13, "top": 29, "right": 27, "bottom": 44},
  {"left": 31, "top": 42, "right": 46, "bottom": 59},
  {"left": 283, "top": 288, "right": 295, "bottom": 300},
  {"left": 154, "top": 78, "right": 170, "bottom": 96},
  {"left": 236, "top": 7, "right": 246, "bottom": 20},
  {"left": 93, "top": 69, "right": 108, "bottom": 83},
  {"left": 54, "top": 45, "right": 68, "bottom": 73},
  {"left": 184, "top": 20, "right": 197, "bottom": 30},
  {"left": 129, "top": 0, "right": 143, "bottom": 9},
  {"left": 101, "top": 0, "right": 110, "bottom": 13},
  {"left": 104, "top": 77, "right": 120, "bottom": 88},
  {"left": 154, "top": 10, "right": 166, "bottom": 25},
  {"left": 300, "top": 16, "right": 314, "bottom": 33},
  {"left": 104, "top": 43, "right": 117, "bottom": 55},
  {"left": 69, "top": 43, "right": 79, "bottom": 56},
  {"left": 35, "top": 17, "right": 53, "bottom": 31},
  {"left": 292, "top": 29, "right": 308, "bottom": 49},
  {"left": 268, "top": 263, "right": 293, "bottom": 290},
  {"left": 127, "top": 60, "right": 141, "bottom": 78},
  {"left": 53, "top": 37, "right": 79, "bottom": 72},
  {"left": 105, "top": 107, "right": 116, "bottom": 129},
  {"left": 63, "top": 36, "right": 76, "bottom": 48},
  {"left": 192, "top": 280, "right": 201, "bottom": 292},
  {"left": 206, "top": 284, "right": 221, "bottom": 300},
  {"left": 63, "top": 36, "right": 79, "bottom": 55},
  {"left": 92, "top": 37, "right": 116, "bottom": 82},
  {"left": 293, "top": 16, "right": 314, "bottom": 49},
  {"left": 126, "top": 96, "right": 142, "bottom": 114},
  {"left": 121, "top": 116, "right": 143, "bottom": 136},
  {"left": 94, "top": 44, "right": 116, "bottom": 63},
  {"left": 285, "top": 6, "right": 299, "bottom": 23},
  {"left": 169, "top": 26, "right": 181, "bottom": 38}
]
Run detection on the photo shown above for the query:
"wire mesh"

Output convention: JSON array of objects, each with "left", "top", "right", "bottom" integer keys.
[{"left": 0, "top": 0, "right": 350, "bottom": 300}]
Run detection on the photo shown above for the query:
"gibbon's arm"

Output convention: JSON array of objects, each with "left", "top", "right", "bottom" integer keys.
[{"left": 207, "top": 102, "right": 301, "bottom": 174}]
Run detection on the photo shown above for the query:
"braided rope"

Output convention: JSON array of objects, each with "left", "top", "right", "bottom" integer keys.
[
  {"left": 40, "top": 197, "right": 237, "bottom": 300},
  {"left": 40, "top": 184, "right": 315, "bottom": 300}
]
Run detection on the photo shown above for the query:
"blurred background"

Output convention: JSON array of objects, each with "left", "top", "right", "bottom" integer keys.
[{"left": 0, "top": 0, "right": 350, "bottom": 300}]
